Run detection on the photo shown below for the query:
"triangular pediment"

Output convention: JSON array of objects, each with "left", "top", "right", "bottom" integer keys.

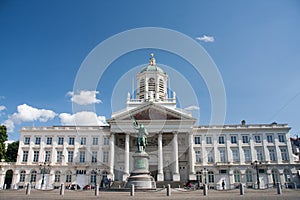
[{"left": 107, "top": 102, "right": 195, "bottom": 122}]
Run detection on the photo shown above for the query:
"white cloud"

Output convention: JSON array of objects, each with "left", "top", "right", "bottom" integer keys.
[
  {"left": 3, "top": 104, "right": 56, "bottom": 132},
  {"left": 67, "top": 90, "right": 102, "bottom": 105},
  {"left": 196, "top": 35, "right": 215, "bottom": 42},
  {"left": 59, "top": 111, "right": 107, "bottom": 126},
  {"left": 184, "top": 105, "right": 200, "bottom": 111},
  {"left": 0, "top": 105, "right": 6, "bottom": 111}
]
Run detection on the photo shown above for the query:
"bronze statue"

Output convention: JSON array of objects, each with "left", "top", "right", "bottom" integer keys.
[{"left": 130, "top": 114, "right": 148, "bottom": 152}]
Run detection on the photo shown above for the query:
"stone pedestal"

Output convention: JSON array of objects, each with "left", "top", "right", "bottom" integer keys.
[{"left": 125, "top": 151, "right": 156, "bottom": 189}]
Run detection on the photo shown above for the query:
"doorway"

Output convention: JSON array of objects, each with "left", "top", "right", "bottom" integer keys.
[{"left": 4, "top": 170, "right": 13, "bottom": 189}]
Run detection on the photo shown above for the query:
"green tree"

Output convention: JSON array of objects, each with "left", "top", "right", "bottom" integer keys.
[
  {"left": 0, "top": 125, "right": 8, "bottom": 161},
  {"left": 6, "top": 141, "right": 19, "bottom": 162}
]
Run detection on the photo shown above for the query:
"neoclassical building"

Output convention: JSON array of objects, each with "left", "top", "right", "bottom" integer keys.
[{"left": 0, "top": 55, "right": 299, "bottom": 190}]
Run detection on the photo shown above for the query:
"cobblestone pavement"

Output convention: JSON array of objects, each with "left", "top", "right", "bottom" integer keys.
[{"left": 0, "top": 188, "right": 299, "bottom": 200}]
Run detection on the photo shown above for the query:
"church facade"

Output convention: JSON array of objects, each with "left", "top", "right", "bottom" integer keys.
[{"left": 0, "top": 55, "right": 299, "bottom": 190}]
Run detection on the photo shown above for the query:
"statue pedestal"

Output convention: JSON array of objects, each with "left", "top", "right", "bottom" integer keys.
[{"left": 125, "top": 151, "right": 156, "bottom": 189}]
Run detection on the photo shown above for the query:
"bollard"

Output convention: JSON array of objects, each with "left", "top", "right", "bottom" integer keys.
[
  {"left": 60, "top": 183, "right": 65, "bottom": 196},
  {"left": 3, "top": 184, "right": 6, "bottom": 190},
  {"left": 293, "top": 182, "right": 297, "bottom": 189},
  {"left": 95, "top": 184, "right": 99, "bottom": 196},
  {"left": 203, "top": 184, "right": 208, "bottom": 196},
  {"left": 167, "top": 184, "right": 171, "bottom": 196},
  {"left": 119, "top": 185, "right": 121, "bottom": 189},
  {"left": 130, "top": 184, "right": 135, "bottom": 196},
  {"left": 26, "top": 183, "right": 31, "bottom": 195},
  {"left": 277, "top": 183, "right": 282, "bottom": 195},
  {"left": 239, "top": 183, "right": 244, "bottom": 195}
]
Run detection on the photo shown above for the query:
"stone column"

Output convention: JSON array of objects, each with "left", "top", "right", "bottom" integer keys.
[
  {"left": 123, "top": 133, "right": 130, "bottom": 181},
  {"left": 172, "top": 132, "right": 180, "bottom": 181},
  {"left": 109, "top": 133, "right": 115, "bottom": 180},
  {"left": 157, "top": 132, "right": 164, "bottom": 181},
  {"left": 188, "top": 132, "right": 196, "bottom": 180}
]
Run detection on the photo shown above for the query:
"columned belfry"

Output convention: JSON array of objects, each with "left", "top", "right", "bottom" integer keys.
[{"left": 136, "top": 54, "right": 168, "bottom": 101}]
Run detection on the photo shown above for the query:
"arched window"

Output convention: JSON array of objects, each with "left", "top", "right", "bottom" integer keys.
[
  {"left": 271, "top": 169, "right": 280, "bottom": 184},
  {"left": 90, "top": 171, "right": 97, "bottom": 184},
  {"left": 66, "top": 171, "right": 72, "bottom": 183},
  {"left": 196, "top": 171, "right": 202, "bottom": 182},
  {"left": 246, "top": 169, "right": 253, "bottom": 182},
  {"left": 208, "top": 171, "right": 214, "bottom": 183},
  {"left": 55, "top": 171, "right": 61, "bottom": 182},
  {"left": 234, "top": 169, "right": 241, "bottom": 183},
  {"left": 283, "top": 169, "right": 291, "bottom": 183},
  {"left": 30, "top": 170, "right": 37, "bottom": 182},
  {"left": 20, "top": 170, "right": 26, "bottom": 182}
]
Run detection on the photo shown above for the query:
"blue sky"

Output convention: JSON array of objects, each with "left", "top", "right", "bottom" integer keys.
[{"left": 0, "top": 0, "right": 300, "bottom": 141}]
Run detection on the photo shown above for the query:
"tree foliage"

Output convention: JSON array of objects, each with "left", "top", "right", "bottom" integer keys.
[
  {"left": 6, "top": 141, "right": 19, "bottom": 162},
  {"left": 0, "top": 125, "right": 8, "bottom": 161}
]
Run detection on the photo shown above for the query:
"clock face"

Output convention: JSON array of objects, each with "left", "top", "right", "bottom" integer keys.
[{"left": 149, "top": 78, "right": 155, "bottom": 83}]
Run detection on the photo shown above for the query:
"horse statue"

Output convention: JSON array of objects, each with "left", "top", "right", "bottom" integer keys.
[{"left": 130, "top": 114, "right": 148, "bottom": 152}]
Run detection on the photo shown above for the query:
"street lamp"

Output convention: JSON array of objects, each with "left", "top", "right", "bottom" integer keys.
[
  {"left": 251, "top": 160, "right": 261, "bottom": 189},
  {"left": 201, "top": 168, "right": 207, "bottom": 184},
  {"left": 39, "top": 162, "right": 50, "bottom": 189}
]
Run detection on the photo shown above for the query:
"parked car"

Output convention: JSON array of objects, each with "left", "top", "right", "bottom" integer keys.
[
  {"left": 70, "top": 184, "right": 80, "bottom": 190},
  {"left": 83, "top": 185, "right": 95, "bottom": 190}
]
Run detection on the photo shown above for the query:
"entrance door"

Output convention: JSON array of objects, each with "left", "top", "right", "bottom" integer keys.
[{"left": 4, "top": 170, "right": 13, "bottom": 189}]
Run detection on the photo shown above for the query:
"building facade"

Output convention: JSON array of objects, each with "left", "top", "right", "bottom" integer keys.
[{"left": 0, "top": 55, "right": 299, "bottom": 189}]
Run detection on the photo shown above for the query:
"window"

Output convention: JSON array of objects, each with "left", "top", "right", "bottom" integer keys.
[
  {"left": 69, "top": 137, "right": 75, "bottom": 145},
  {"left": 246, "top": 170, "right": 253, "bottom": 182},
  {"left": 22, "top": 151, "right": 28, "bottom": 162},
  {"left": 33, "top": 151, "right": 39, "bottom": 162},
  {"left": 92, "top": 137, "right": 98, "bottom": 145},
  {"left": 231, "top": 136, "right": 237, "bottom": 144},
  {"left": 195, "top": 150, "right": 201, "bottom": 163},
  {"left": 278, "top": 134, "right": 285, "bottom": 143},
  {"left": 55, "top": 171, "right": 61, "bottom": 182},
  {"left": 20, "top": 170, "right": 26, "bottom": 182},
  {"left": 24, "top": 137, "right": 30, "bottom": 145},
  {"left": 267, "top": 135, "right": 273, "bottom": 143},
  {"left": 58, "top": 137, "right": 64, "bottom": 145},
  {"left": 45, "top": 151, "right": 51, "bottom": 162},
  {"left": 254, "top": 135, "right": 261, "bottom": 143},
  {"left": 194, "top": 136, "right": 201, "bottom": 144},
  {"left": 79, "top": 151, "right": 85, "bottom": 162},
  {"left": 104, "top": 137, "right": 109, "bottom": 145},
  {"left": 76, "top": 170, "right": 86, "bottom": 174},
  {"left": 196, "top": 171, "right": 202, "bottom": 182},
  {"left": 207, "top": 150, "right": 214, "bottom": 163},
  {"left": 244, "top": 149, "right": 251, "bottom": 162},
  {"left": 218, "top": 136, "right": 225, "bottom": 144},
  {"left": 206, "top": 137, "right": 212, "bottom": 144},
  {"left": 68, "top": 151, "right": 73, "bottom": 163},
  {"left": 256, "top": 149, "right": 263, "bottom": 161},
  {"left": 234, "top": 170, "right": 241, "bottom": 183},
  {"left": 91, "top": 171, "right": 97, "bottom": 184},
  {"left": 281, "top": 148, "right": 288, "bottom": 161},
  {"left": 284, "top": 169, "right": 291, "bottom": 183},
  {"left": 35, "top": 137, "right": 41, "bottom": 145},
  {"left": 80, "top": 137, "right": 86, "bottom": 145},
  {"left": 103, "top": 151, "right": 109, "bottom": 163},
  {"left": 208, "top": 171, "right": 214, "bottom": 183},
  {"left": 269, "top": 149, "right": 276, "bottom": 161},
  {"left": 242, "top": 135, "right": 249, "bottom": 144},
  {"left": 92, "top": 151, "right": 97, "bottom": 163},
  {"left": 219, "top": 149, "right": 226, "bottom": 162},
  {"left": 57, "top": 151, "right": 63, "bottom": 163},
  {"left": 272, "top": 169, "right": 279, "bottom": 184},
  {"left": 232, "top": 149, "right": 239, "bottom": 162},
  {"left": 30, "top": 170, "right": 37, "bottom": 182},
  {"left": 46, "top": 137, "right": 52, "bottom": 145},
  {"left": 66, "top": 171, "right": 72, "bottom": 182}
]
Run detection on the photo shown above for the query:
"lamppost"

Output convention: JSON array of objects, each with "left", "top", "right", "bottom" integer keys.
[
  {"left": 39, "top": 162, "right": 50, "bottom": 189},
  {"left": 93, "top": 168, "right": 101, "bottom": 188},
  {"left": 251, "top": 160, "right": 261, "bottom": 189},
  {"left": 201, "top": 168, "right": 207, "bottom": 184}
]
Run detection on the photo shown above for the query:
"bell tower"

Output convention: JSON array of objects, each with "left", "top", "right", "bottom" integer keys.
[{"left": 136, "top": 54, "right": 168, "bottom": 101}]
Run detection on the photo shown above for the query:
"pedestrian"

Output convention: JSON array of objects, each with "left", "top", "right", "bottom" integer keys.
[
  {"left": 222, "top": 180, "right": 225, "bottom": 190},
  {"left": 108, "top": 178, "right": 111, "bottom": 188}
]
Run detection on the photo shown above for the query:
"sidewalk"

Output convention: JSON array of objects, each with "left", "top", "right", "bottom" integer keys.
[{"left": 0, "top": 188, "right": 299, "bottom": 200}]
